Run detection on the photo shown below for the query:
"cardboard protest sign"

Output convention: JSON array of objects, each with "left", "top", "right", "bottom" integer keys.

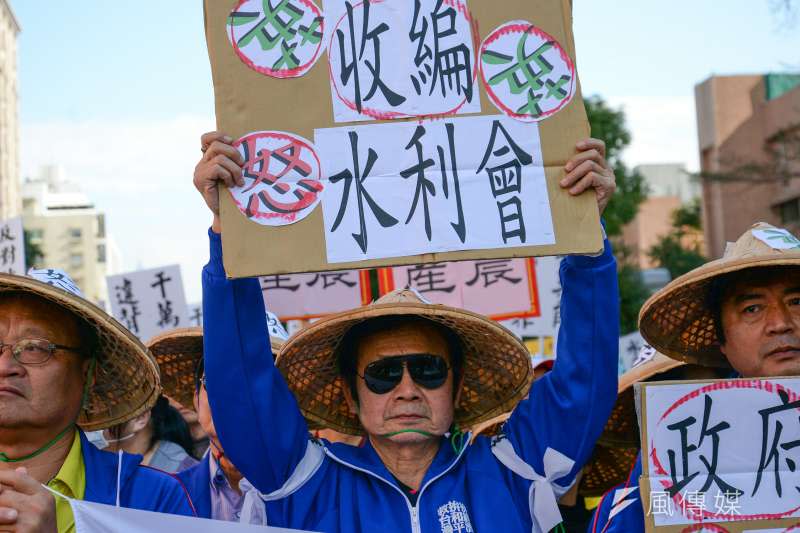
[
  {"left": 0, "top": 217, "right": 25, "bottom": 275},
  {"left": 106, "top": 265, "right": 190, "bottom": 342},
  {"left": 204, "top": 0, "right": 601, "bottom": 278},
  {"left": 377, "top": 257, "right": 539, "bottom": 321},
  {"left": 260, "top": 269, "right": 371, "bottom": 321},
  {"left": 637, "top": 377, "right": 800, "bottom": 532}
]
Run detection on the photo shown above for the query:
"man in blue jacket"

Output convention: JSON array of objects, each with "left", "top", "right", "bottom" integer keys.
[
  {"left": 590, "top": 221, "right": 800, "bottom": 532},
  {"left": 194, "top": 131, "right": 619, "bottom": 532},
  {"left": 0, "top": 268, "right": 195, "bottom": 531}
]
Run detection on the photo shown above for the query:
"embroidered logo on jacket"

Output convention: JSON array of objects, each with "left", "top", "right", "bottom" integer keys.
[{"left": 437, "top": 501, "right": 474, "bottom": 533}]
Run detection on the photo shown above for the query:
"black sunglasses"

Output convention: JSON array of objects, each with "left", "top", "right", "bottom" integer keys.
[{"left": 358, "top": 354, "right": 450, "bottom": 395}]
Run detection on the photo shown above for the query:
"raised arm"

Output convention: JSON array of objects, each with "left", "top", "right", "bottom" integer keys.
[
  {"left": 501, "top": 138, "right": 619, "bottom": 491},
  {"left": 196, "top": 132, "right": 311, "bottom": 495}
]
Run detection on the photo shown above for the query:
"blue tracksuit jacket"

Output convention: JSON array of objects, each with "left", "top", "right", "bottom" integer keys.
[
  {"left": 202, "top": 229, "right": 619, "bottom": 532},
  {"left": 79, "top": 430, "right": 195, "bottom": 515},
  {"left": 587, "top": 452, "right": 643, "bottom": 533},
  {"left": 177, "top": 455, "right": 212, "bottom": 519}
]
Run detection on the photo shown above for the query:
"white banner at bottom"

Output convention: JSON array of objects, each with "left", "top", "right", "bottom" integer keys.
[{"left": 69, "top": 498, "right": 314, "bottom": 533}]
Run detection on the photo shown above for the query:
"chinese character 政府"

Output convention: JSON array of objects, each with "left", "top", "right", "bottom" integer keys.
[
  {"left": 306, "top": 272, "right": 357, "bottom": 289},
  {"left": 233, "top": 131, "right": 324, "bottom": 226},
  {"left": 665, "top": 394, "right": 743, "bottom": 498},
  {"left": 753, "top": 389, "right": 800, "bottom": 498},
  {"left": 477, "top": 120, "right": 533, "bottom": 244},
  {"left": 151, "top": 271, "right": 180, "bottom": 329},
  {"left": 409, "top": 0, "right": 473, "bottom": 102},
  {"left": 114, "top": 278, "right": 142, "bottom": 335},
  {"left": 330, "top": 131, "right": 399, "bottom": 254},
  {"left": 465, "top": 259, "right": 521, "bottom": 288},
  {"left": 405, "top": 263, "right": 455, "bottom": 294},
  {"left": 400, "top": 123, "right": 465, "bottom": 242},
  {"left": 227, "top": 0, "right": 324, "bottom": 78},
  {"left": 480, "top": 21, "right": 575, "bottom": 121},
  {"left": 335, "top": 0, "right": 406, "bottom": 114}
]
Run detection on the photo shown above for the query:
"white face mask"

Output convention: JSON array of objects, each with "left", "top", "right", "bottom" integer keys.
[
  {"left": 101, "top": 432, "right": 136, "bottom": 445},
  {"left": 84, "top": 431, "right": 108, "bottom": 450}
]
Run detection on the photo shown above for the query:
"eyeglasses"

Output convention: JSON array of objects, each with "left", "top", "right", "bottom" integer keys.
[
  {"left": 0, "top": 338, "right": 83, "bottom": 365},
  {"left": 358, "top": 354, "right": 450, "bottom": 395}
]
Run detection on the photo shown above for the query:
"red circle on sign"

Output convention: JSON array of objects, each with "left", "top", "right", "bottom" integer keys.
[
  {"left": 228, "top": 0, "right": 325, "bottom": 79},
  {"left": 479, "top": 21, "right": 576, "bottom": 122}
]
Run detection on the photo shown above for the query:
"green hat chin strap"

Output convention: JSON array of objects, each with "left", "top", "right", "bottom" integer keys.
[
  {"left": 380, "top": 423, "right": 468, "bottom": 456},
  {"left": 0, "top": 357, "right": 96, "bottom": 464}
]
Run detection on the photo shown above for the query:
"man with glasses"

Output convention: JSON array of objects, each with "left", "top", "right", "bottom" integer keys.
[
  {"left": 0, "top": 269, "right": 195, "bottom": 532},
  {"left": 194, "top": 131, "right": 619, "bottom": 532}
]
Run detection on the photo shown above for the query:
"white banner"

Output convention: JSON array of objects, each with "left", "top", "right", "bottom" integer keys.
[
  {"left": 0, "top": 216, "right": 26, "bottom": 275},
  {"left": 106, "top": 265, "right": 189, "bottom": 341},
  {"left": 498, "top": 256, "right": 562, "bottom": 339}
]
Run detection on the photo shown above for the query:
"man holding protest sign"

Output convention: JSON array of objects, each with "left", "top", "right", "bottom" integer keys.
[
  {"left": 194, "top": 130, "right": 618, "bottom": 532},
  {"left": 0, "top": 269, "right": 195, "bottom": 532},
  {"left": 590, "top": 222, "right": 800, "bottom": 531}
]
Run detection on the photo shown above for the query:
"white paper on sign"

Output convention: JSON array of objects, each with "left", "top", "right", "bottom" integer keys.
[
  {"left": 226, "top": 0, "right": 325, "bottom": 79},
  {"left": 106, "top": 265, "right": 189, "bottom": 342},
  {"left": 0, "top": 217, "right": 26, "bottom": 275},
  {"left": 230, "top": 131, "right": 324, "bottom": 227},
  {"left": 642, "top": 378, "right": 800, "bottom": 527},
  {"left": 316, "top": 115, "right": 554, "bottom": 263},
  {"left": 325, "top": 0, "right": 480, "bottom": 122},
  {"left": 480, "top": 20, "right": 576, "bottom": 122},
  {"left": 752, "top": 228, "right": 800, "bottom": 250}
]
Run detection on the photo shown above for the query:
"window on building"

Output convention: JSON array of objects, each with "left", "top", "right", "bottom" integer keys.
[
  {"left": 778, "top": 198, "right": 800, "bottom": 225},
  {"left": 68, "top": 228, "right": 82, "bottom": 239},
  {"left": 69, "top": 253, "right": 83, "bottom": 268},
  {"left": 97, "top": 244, "right": 106, "bottom": 263}
]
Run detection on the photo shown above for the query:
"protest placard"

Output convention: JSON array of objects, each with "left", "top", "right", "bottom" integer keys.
[
  {"left": 498, "top": 256, "right": 562, "bottom": 337},
  {"left": 637, "top": 377, "right": 800, "bottom": 532},
  {"left": 377, "top": 257, "right": 539, "bottom": 321},
  {"left": 260, "top": 269, "right": 371, "bottom": 321},
  {"left": 106, "top": 265, "right": 190, "bottom": 342},
  {"left": 204, "top": 0, "right": 601, "bottom": 277},
  {"left": 0, "top": 217, "right": 25, "bottom": 275}
]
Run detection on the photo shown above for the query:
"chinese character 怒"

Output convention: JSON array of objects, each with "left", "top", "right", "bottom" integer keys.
[
  {"left": 409, "top": 0, "right": 473, "bottom": 101},
  {"left": 229, "top": 0, "right": 323, "bottom": 71},
  {"left": 240, "top": 134, "right": 324, "bottom": 219},
  {"left": 330, "top": 131, "right": 399, "bottom": 254},
  {"left": 261, "top": 274, "right": 301, "bottom": 292},
  {"left": 336, "top": 0, "right": 406, "bottom": 113},
  {"left": 477, "top": 120, "right": 532, "bottom": 244},
  {"left": 306, "top": 272, "right": 357, "bottom": 289},
  {"left": 114, "top": 278, "right": 141, "bottom": 335},
  {"left": 647, "top": 491, "right": 674, "bottom": 517},
  {"left": 665, "top": 394, "right": 743, "bottom": 498},
  {"left": 400, "top": 123, "right": 465, "bottom": 242},
  {"left": 405, "top": 263, "right": 455, "bottom": 294},
  {"left": 483, "top": 29, "right": 572, "bottom": 118},
  {"left": 465, "top": 260, "right": 521, "bottom": 288},
  {"left": 753, "top": 388, "right": 800, "bottom": 498}
]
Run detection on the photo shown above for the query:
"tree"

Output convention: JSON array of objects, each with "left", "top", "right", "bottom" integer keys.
[
  {"left": 649, "top": 199, "right": 707, "bottom": 279},
  {"left": 585, "top": 95, "right": 649, "bottom": 334},
  {"left": 23, "top": 230, "right": 43, "bottom": 271}
]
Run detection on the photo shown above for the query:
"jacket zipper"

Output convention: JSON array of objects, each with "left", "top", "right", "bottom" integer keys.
[{"left": 323, "top": 437, "right": 470, "bottom": 533}]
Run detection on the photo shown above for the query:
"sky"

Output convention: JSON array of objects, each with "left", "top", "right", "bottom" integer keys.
[{"left": 14, "top": 1, "right": 800, "bottom": 302}]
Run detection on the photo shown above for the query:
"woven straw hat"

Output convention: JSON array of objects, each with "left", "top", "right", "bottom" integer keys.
[
  {"left": 149, "top": 321, "right": 288, "bottom": 410},
  {"left": 579, "top": 350, "right": 683, "bottom": 496},
  {"left": 0, "top": 269, "right": 160, "bottom": 431},
  {"left": 275, "top": 289, "right": 533, "bottom": 435},
  {"left": 639, "top": 222, "right": 800, "bottom": 367}
]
